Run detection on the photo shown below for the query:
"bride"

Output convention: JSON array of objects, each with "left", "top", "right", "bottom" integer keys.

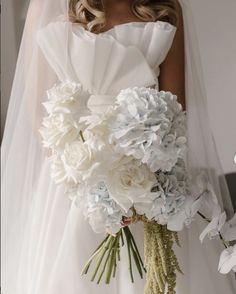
[{"left": 2, "top": 0, "right": 236, "bottom": 293}]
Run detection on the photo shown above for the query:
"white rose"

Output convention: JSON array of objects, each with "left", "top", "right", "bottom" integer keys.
[
  {"left": 106, "top": 156, "right": 157, "bottom": 212},
  {"left": 60, "top": 140, "right": 100, "bottom": 184},
  {"left": 39, "top": 113, "right": 80, "bottom": 149},
  {"left": 43, "top": 81, "right": 90, "bottom": 116}
]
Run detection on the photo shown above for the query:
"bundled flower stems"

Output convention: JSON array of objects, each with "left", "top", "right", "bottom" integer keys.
[
  {"left": 39, "top": 81, "right": 236, "bottom": 293},
  {"left": 81, "top": 213, "right": 182, "bottom": 294}
]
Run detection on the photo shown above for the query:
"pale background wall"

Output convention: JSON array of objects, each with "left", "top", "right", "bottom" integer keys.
[
  {"left": 1, "top": 0, "right": 29, "bottom": 136},
  {"left": 189, "top": 0, "right": 236, "bottom": 174},
  {"left": 1, "top": 0, "right": 236, "bottom": 173}
]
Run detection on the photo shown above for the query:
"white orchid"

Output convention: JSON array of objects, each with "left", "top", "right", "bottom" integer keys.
[
  {"left": 191, "top": 174, "right": 228, "bottom": 243},
  {"left": 221, "top": 213, "right": 236, "bottom": 242},
  {"left": 218, "top": 245, "right": 236, "bottom": 274},
  {"left": 199, "top": 207, "right": 226, "bottom": 242}
]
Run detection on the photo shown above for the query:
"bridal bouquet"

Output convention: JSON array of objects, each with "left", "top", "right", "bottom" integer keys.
[{"left": 39, "top": 81, "right": 236, "bottom": 294}]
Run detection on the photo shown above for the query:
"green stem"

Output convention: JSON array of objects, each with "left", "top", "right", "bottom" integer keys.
[
  {"left": 105, "top": 235, "right": 119, "bottom": 284},
  {"left": 125, "top": 226, "right": 146, "bottom": 271},
  {"left": 97, "top": 234, "right": 118, "bottom": 284},
  {"left": 120, "top": 228, "right": 125, "bottom": 246},
  {"left": 79, "top": 130, "right": 85, "bottom": 142},
  {"left": 123, "top": 228, "right": 134, "bottom": 283},
  {"left": 81, "top": 235, "right": 109, "bottom": 275},
  {"left": 130, "top": 239, "right": 143, "bottom": 278},
  {"left": 91, "top": 235, "right": 113, "bottom": 281}
]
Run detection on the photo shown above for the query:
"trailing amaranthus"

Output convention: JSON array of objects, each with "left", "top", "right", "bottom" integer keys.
[{"left": 143, "top": 219, "right": 182, "bottom": 294}]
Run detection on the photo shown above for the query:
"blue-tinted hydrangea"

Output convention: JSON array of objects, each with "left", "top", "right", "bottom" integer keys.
[
  {"left": 134, "top": 159, "right": 191, "bottom": 225},
  {"left": 82, "top": 181, "right": 131, "bottom": 234},
  {"left": 108, "top": 87, "right": 187, "bottom": 172}
]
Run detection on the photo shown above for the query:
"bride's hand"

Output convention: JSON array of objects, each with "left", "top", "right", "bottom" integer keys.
[
  {"left": 105, "top": 217, "right": 133, "bottom": 236},
  {"left": 121, "top": 216, "right": 132, "bottom": 227}
]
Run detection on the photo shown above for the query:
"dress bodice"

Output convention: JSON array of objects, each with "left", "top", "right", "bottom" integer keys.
[{"left": 37, "top": 21, "right": 176, "bottom": 94}]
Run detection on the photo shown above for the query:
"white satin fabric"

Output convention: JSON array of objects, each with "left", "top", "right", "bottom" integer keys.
[{"left": 2, "top": 19, "right": 236, "bottom": 294}]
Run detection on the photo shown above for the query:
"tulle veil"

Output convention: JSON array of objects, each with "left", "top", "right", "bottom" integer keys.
[{"left": 1, "top": 0, "right": 235, "bottom": 293}]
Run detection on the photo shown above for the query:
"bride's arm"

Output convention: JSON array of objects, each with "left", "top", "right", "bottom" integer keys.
[{"left": 159, "top": 0, "right": 186, "bottom": 110}]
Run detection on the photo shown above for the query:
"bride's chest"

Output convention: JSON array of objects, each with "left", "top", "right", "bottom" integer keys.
[{"left": 37, "top": 21, "right": 176, "bottom": 94}]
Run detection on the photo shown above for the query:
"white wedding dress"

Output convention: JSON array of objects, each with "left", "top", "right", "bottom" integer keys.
[{"left": 2, "top": 20, "right": 236, "bottom": 294}]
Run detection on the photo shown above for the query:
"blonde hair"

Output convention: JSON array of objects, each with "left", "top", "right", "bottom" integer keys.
[{"left": 69, "top": 0, "right": 179, "bottom": 33}]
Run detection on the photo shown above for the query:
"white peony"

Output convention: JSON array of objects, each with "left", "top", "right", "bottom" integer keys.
[
  {"left": 108, "top": 87, "right": 187, "bottom": 172},
  {"left": 43, "top": 80, "right": 90, "bottom": 116},
  {"left": 39, "top": 113, "right": 81, "bottom": 150},
  {"left": 106, "top": 156, "right": 157, "bottom": 212},
  {"left": 218, "top": 245, "right": 236, "bottom": 274}
]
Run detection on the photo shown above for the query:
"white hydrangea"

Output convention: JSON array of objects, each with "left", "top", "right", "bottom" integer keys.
[
  {"left": 134, "top": 159, "right": 190, "bottom": 225},
  {"left": 79, "top": 181, "right": 132, "bottom": 234},
  {"left": 108, "top": 87, "right": 187, "bottom": 172}
]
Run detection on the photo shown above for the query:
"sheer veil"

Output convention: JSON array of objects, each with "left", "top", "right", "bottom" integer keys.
[
  {"left": 178, "top": 0, "right": 234, "bottom": 216},
  {"left": 1, "top": 0, "right": 235, "bottom": 292},
  {"left": 1, "top": 1, "right": 70, "bottom": 291}
]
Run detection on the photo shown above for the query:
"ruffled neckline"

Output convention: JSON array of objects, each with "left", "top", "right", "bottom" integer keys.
[{"left": 72, "top": 20, "right": 176, "bottom": 39}]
